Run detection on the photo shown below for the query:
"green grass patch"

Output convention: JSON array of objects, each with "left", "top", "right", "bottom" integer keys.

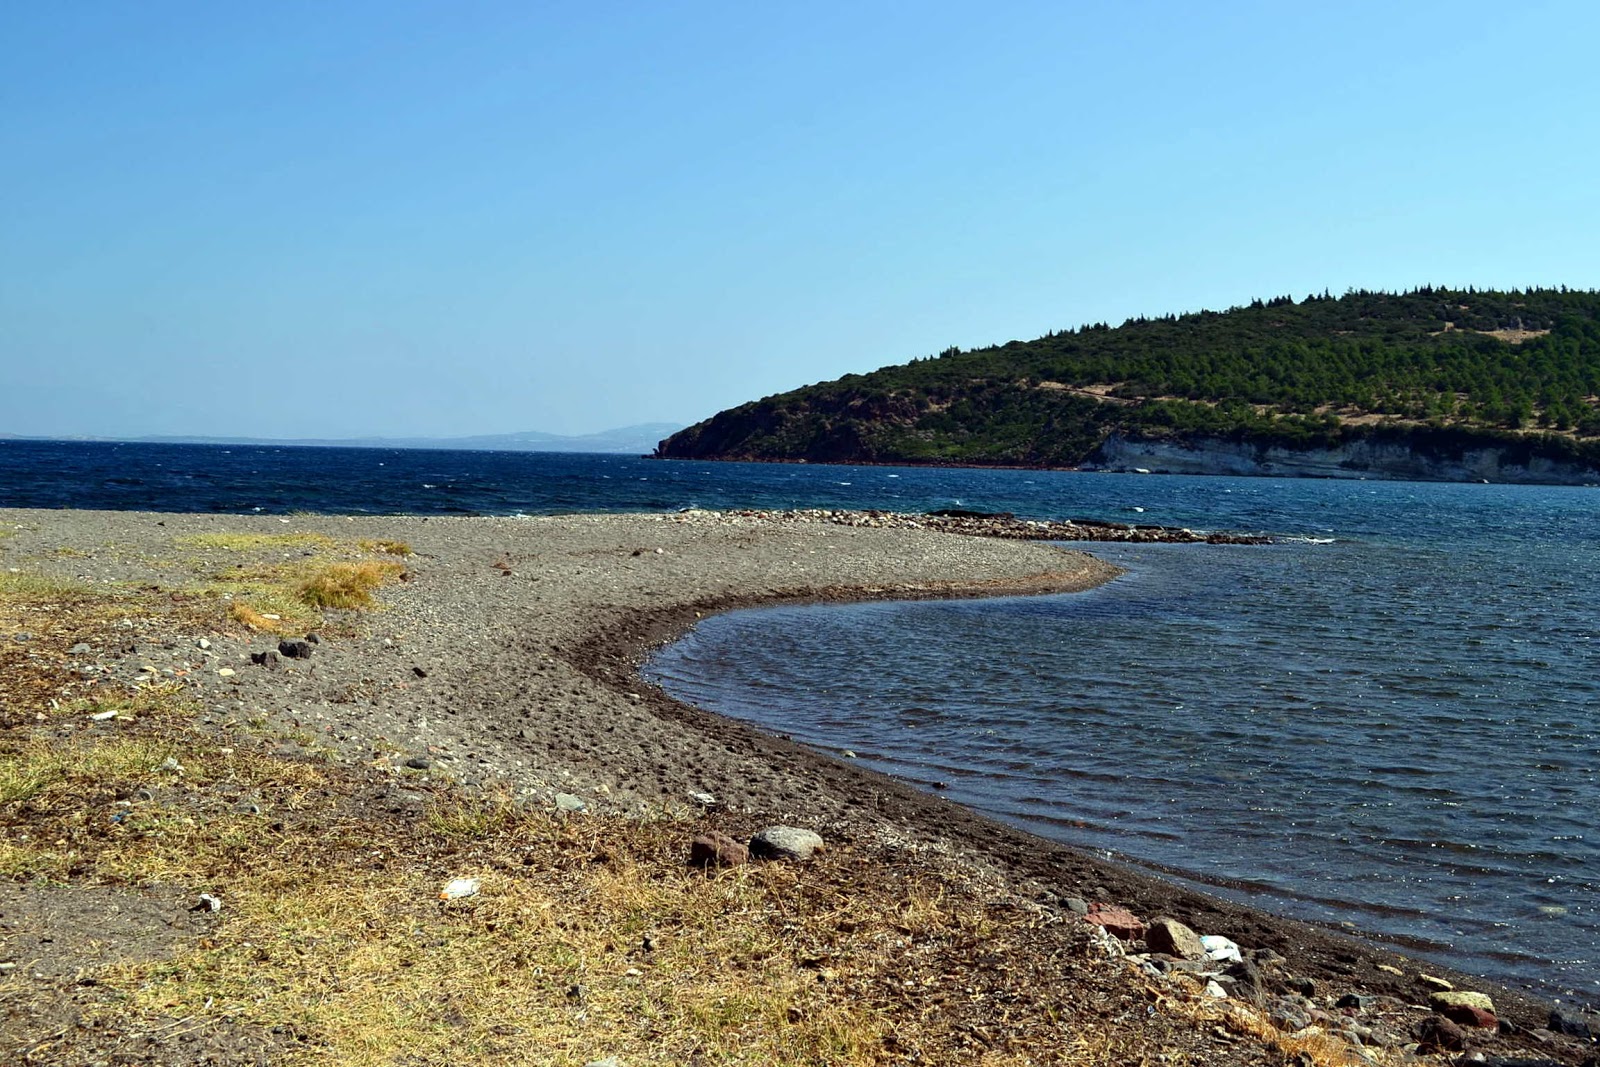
[{"left": 176, "top": 531, "right": 338, "bottom": 552}]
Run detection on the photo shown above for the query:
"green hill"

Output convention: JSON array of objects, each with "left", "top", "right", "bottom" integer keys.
[{"left": 655, "top": 287, "right": 1600, "bottom": 481}]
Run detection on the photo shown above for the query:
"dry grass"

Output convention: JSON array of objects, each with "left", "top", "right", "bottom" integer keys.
[
  {"left": 176, "top": 532, "right": 337, "bottom": 553},
  {"left": 358, "top": 538, "right": 413, "bottom": 556},
  {"left": 0, "top": 571, "right": 100, "bottom": 601},
  {"left": 295, "top": 560, "right": 407, "bottom": 610},
  {"left": 172, "top": 530, "right": 411, "bottom": 632},
  {"left": 1, "top": 674, "right": 1239, "bottom": 1067}
]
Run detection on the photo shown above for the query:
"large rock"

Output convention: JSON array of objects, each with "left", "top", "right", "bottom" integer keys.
[
  {"left": 1145, "top": 917, "right": 1206, "bottom": 960},
  {"left": 1430, "top": 990, "right": 1496, "bottom": 1016},
  {"left": 1440, "top": 1003, "right": 1498, "bottom": 1029},
  {"left": 1083, "top": 903, "right": 1146, "bottom": 941},
  {"left": 1413, "top": 1014, "right": 1467, "bottom": 1053},
  {"left": 1550, "top": 1008, "right": 1597, "bottom": 1039},
  {"left": 689, "top": 832, "right": 748, "bottom": 869},
  {"left": 748, "top": 826, "right": 824, "bottom": 861}
]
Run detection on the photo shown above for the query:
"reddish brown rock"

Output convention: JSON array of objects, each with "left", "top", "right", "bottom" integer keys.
[
  {"left": 1440, "top": 1003, "right": 1498, "bottom": 1029},
  {"left": 1413, "top": 1015, "right": 1467, "bottom": 1053},
  {"left": 1084, "top": 903, "right": 1146, "bottom": 941},
  {"left": 689, "top": 831, "right": 748, "bottom": 868}
]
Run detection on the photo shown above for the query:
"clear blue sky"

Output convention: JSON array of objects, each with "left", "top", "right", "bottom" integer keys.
[{"left": 4, "top": 1, "right": 1597, "bottom": 440}]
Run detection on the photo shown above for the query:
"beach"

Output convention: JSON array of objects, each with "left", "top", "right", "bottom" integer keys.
[{"left": 1, "top": 506, "right": 1590, "bottom": 1065}]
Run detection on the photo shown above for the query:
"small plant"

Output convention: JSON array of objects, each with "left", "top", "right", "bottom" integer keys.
[
  {"left": 296, "top": 561, "right": 406, "bottom": 610},
  {"left": 358, "top": 538, "right": 413, "bottom": 556}
]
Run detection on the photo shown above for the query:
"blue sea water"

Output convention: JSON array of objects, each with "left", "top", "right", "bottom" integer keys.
[{"left": 4, "top": 440, "right": 1598, "bottom": 998}]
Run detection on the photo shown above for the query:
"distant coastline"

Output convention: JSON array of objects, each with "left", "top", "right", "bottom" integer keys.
[{"left": 0, "top": 421, "right": 684, "bottom": 456}]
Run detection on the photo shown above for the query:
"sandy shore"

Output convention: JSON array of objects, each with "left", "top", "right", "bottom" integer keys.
[{"left": 1, "top": 506, "right": 1582, "bottom": 1060}]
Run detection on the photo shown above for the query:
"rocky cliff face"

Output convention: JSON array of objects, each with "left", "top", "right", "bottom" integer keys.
[{"left": 1085, "top": 434, "right": 1600, "bottom": 484}]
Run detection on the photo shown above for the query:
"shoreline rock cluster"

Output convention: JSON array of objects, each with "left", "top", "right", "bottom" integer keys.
[{"left": 670, "top": 507, "right": 1274, "bottom": 544}]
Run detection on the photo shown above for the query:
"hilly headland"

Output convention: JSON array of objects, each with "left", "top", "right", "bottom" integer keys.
[{"left": 656, "top": 288, "right": 1600, "bottom": 483}]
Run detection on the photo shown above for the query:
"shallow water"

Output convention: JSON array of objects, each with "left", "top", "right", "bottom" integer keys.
[
  {"left": 6, "top": 440, "right": 1598, "bottom": 997},
  {"left": 647, "top": 491, "right": 1600, "bottom": 1000}
]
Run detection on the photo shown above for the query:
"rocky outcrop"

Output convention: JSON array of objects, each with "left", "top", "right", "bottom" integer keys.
[{"left": 1087, "top": 433, "right": 1600, "bottom": 484}]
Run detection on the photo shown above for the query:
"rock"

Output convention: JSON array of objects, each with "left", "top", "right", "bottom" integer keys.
[
  {"left": 1549, "top": 1009, "right": 1596, "bottom": 1039},
  {"left": 192, "top": 893, "right": 223, "bottom": 913},
  {"left": 196, "top": 638, "right": 211, "bottom": 650},
  {"left": 583, "top": 1059, "right": 622, "bottom": 1067},
  {"left": 1145, "top": 917, "right": 1206, "bottom": 960},
  {"left": 404, "top": 757, "right": 431, "bottom": 770},
  {"left": 278, "top": 639, "right": 313, "bottom": 659},
  {"left": 250, "top": 650, "right": 280, "bottom": 667},
  {"left": 70, "top": 642, "right": 92, "bottom": 654},
  {"left": 1415, "top": 1014, "right": 1467, "bottom": 1053},
  {"left": 1440, "top": 1003, "right": 1499, "bottom": 1029},
  {"left": 1062, "top": 897, "right": 1089, "bottom": 916},
  {"left": 1419, "top": 973, "right": 1455, "bottom": 992},
  {"left": 412, "top": 666, "right": 428, "bottom": 678},
  {"left": 1204, "top": 980, "right": 1228, "bottom": 999},
  {"left": 1224, "top": 958, "right": 1262, "bottom": 990},
  {"left": 1432, "top": 991, "right": 1496, "bottom": 1016},
  {"left": 216, "top": 667, "right": 236, "bottom": 677},
  {"left": 1083, "top": 903, "right": 1146, "bottom": 941},
  {"left": 687, "top": 791, "right": 717, "bottom": 807},
  {"left": 689, "top": 832, "right": 748, "bottom": 869},
  {"left": 749, "top": 826, "right": 824, "bottom": 862},
  {"left": 157, "top": 756, "right": 184, "bottom": 774},
  {"left": 554, "top": 793, "right": 587, "bottom": 813},
  {"left": 1337, "top": 993, "right": 1376, "bottom": 1011},
  {"left": 305, "top": 632, "right": 320, "bottom": 644}
]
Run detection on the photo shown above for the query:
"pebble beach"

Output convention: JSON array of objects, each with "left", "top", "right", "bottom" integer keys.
[{"left": 2, "top": 506, "right": 1593, "bottom": 1065}]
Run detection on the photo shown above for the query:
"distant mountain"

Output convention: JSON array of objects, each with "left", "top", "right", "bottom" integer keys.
[
  {"left": 656, "top": 288, "right": 1600, "bottom": 484},
  {"left": 3, "top": 423, "right": 685, "bottom": 454}
]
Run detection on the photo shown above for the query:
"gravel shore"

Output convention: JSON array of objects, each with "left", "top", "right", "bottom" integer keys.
[{"left": 2, "top": 506, "right": 1582, "bottom": 1061}]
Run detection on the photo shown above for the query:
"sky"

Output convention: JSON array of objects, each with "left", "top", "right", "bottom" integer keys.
[{"left": 3, "top": 1, "right": 1599, "bottom": 440}]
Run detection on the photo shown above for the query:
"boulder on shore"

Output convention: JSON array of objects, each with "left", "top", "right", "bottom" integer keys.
[
  {"left": 1145, "top": 917, "right": 1206, "bottom": 960},
  {"left": 748, "top": 826, "right": 824, "bottom": 862},
  {"left": 689, "top": 832, "right": 748, "bottom": 868},
  {"left": 1083, "top": 903, "right": 1146, "bottom": 941}
]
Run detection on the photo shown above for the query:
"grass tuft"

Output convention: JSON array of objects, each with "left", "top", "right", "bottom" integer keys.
[
  {"left": 0, "top": 571, "right": 100, "bottom": 601},
  {"left": 358, "top": 538, "right": 413, "bottom": 556},
  {"left": 177, "top": 532, "right": 336, "bottom": 552},
  {"left": 296, "top": 561, "right": 406, "bottom": 610}
]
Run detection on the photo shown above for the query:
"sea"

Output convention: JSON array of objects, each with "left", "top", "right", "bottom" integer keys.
[{"left": 3, "top": 439, "right": 1597, "bottom": 1000}]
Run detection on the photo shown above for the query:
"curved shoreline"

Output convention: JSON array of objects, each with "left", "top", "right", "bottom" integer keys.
[
  {"left": 567, "top": 559, "right": 1563, "bottom": 1031},
  {"left": 0, "top": 505, "right": 1579, "bottom": 1058}
]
